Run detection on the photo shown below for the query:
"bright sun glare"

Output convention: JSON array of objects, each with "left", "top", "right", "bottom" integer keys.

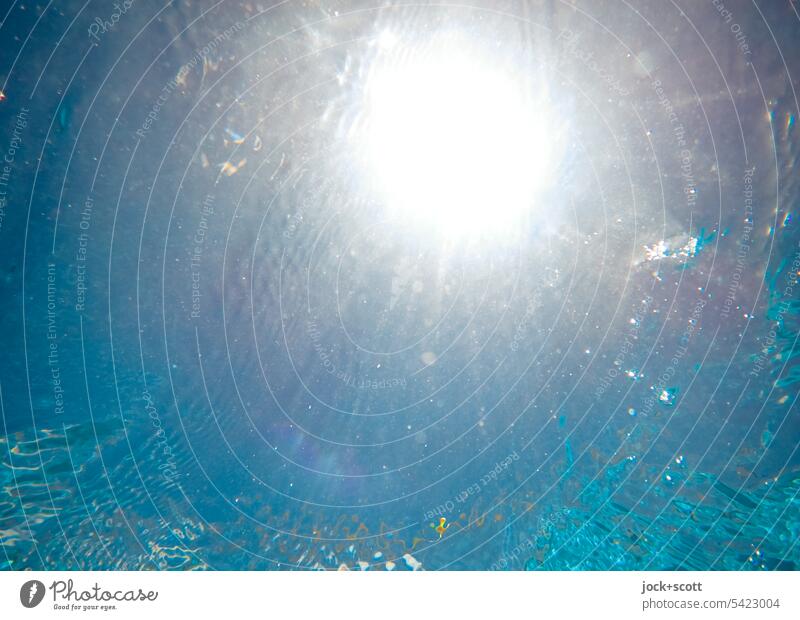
[{"left": 359, "top": 34, "right": 558, "bottom": 240}]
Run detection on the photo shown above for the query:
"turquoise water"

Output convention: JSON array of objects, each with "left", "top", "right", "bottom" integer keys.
[{"left": 1, "top": 1, "right": 798, "bottom": 570}]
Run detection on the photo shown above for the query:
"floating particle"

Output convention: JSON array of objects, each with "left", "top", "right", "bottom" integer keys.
[
  {"left": 197, "top": 56, "right": 219, "bottom": 92},
  {"left": 644, "top": 240, "right": 670, "bottom": 261},
  {"left": 420, "top": 351, "right": 437, "bottom": 366},
  {"left": 777, "top": 394, "right": 789, "bottom": 405},
  {"left": 657, "top": 387, "right": 678, "bottom": 406},
  {"left": 224, "top": 127, "right": 245, "bottom": 145},
  {"left": 385, "top": 561, "right": 395, "bottom": 571},
  {"left": 220, "top": 158, "right": 247, "bottom": 176},
  {"left": 253, "top": 135, "right": 263, "bottom": 151},
  {"left": 202, "top": 55, "right": 219, "bottom": 77},
  {"left": 402, "top": 553, "right": 422, "bottom": 571},
  {"left": 627, "top": 407, "right": 637, "bottom": 417},
  {"left": 0, "top": 91, "right": 5, "bottom": 102},
  {"left": 175, "top": 66, "right": 190, "bottom": 89},
  {"left": 200, "top": 152, "right": 210, "bottom": 168},
  {"left": 431, "top": 517, "right": 450, "bottom": 539},
  {"left": 373, "top": 551, "right": 383, "bottom": 560},
  {"left": 675, "top": 455, "right": 684, "bottom": 465},
  {"left": 205, "top": 56, "right": 219, "bottom": 73},
  {"left": 625, "top": 369, "right": 643, "bottom": 380},
  {"left": 643, "top": 231, "right": 713, "bottom": 263}
]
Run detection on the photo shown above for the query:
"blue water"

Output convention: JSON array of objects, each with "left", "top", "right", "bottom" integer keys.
[{"left": 0, "top": 1, "right": 798, "bottom": 570}]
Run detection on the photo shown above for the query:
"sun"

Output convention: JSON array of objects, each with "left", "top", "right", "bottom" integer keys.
[{"left": 356, "top": 33, "right": 560, "bottom": 241}]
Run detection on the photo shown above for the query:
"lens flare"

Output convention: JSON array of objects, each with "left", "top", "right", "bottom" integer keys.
[{"left": 356, "top": 34, "right": 560, "bottom": 240}]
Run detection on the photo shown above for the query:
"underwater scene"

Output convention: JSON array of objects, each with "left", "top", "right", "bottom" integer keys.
[{"left": 0, "top": 0, "right": 798, "bottom": 571}]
